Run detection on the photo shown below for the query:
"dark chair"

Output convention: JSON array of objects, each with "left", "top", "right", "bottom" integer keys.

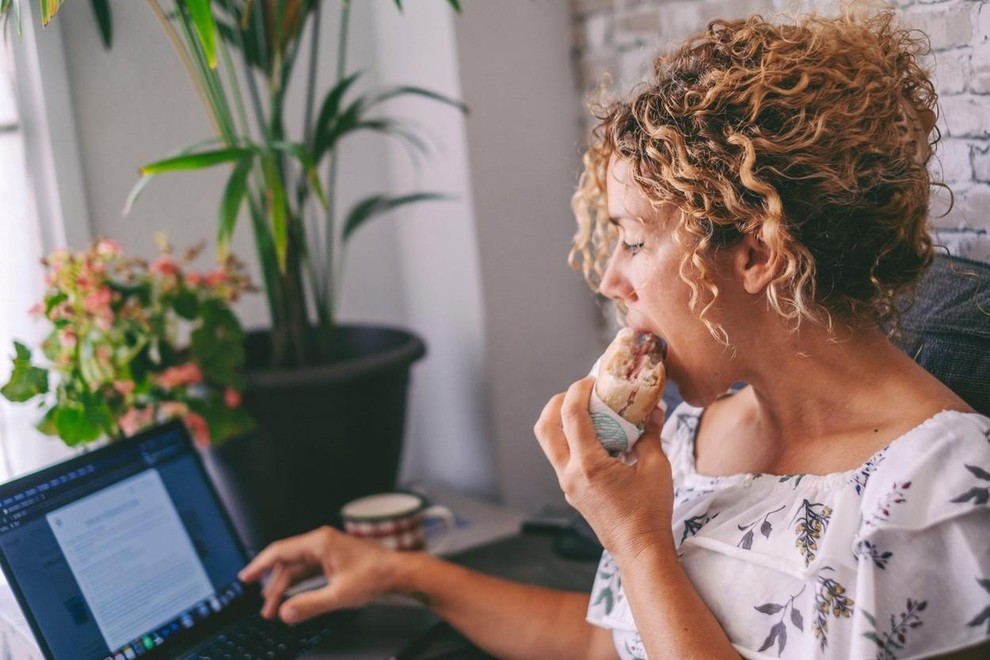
[{"left": 892, "top": 253, "right": 990, "bottom": 417}]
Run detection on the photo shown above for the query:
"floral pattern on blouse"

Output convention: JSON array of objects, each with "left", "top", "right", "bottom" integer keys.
[{"left": 586, "top": 404, "right": 990, "bottom": 659}]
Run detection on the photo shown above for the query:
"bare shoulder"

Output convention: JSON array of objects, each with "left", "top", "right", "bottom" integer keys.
[{"left": 693, "top": 387, "right": 765, "bottom": 476}]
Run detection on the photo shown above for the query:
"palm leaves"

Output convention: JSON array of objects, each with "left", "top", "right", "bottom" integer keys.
[{"left": 6, "top": 0, "right": 467, "bottom": 366}]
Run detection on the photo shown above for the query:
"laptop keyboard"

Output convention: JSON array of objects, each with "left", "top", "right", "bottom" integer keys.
[{"left": 182, "top": 613, "right": 334, "bottom": 659}]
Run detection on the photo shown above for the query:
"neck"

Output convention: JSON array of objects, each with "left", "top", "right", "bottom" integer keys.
[{"left": 729, "top": 319, "right": 965, "bottom": 468}]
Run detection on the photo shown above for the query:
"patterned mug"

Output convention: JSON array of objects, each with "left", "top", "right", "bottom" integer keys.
[{"left": 340, "top": 492, "right": 455, "bottom": 552}]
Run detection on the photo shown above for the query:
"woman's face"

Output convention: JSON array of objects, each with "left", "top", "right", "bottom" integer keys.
[{"left": 599, "top": 158, "right": 743, "bottom": 407}]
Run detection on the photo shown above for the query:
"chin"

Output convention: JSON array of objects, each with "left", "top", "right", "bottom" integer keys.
[{"left": 673, "top": 380, "right": 723, "bottom": 409}]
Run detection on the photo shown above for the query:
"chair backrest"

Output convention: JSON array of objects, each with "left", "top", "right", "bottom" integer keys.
[{"left": 892, "top": 252, "right": 990, "bottom": 417}]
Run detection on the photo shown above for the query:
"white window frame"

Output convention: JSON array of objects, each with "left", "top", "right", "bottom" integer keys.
[{"left": 10, "top": 1, "right": 91, "bottom": 251}]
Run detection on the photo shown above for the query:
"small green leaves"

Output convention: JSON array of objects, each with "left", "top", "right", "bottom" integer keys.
[{"left": 1, "top": 342, "right": 49, "bottom": 403}]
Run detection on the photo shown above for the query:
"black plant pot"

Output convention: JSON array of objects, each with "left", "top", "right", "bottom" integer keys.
[{"left": 201, "top": 324, "right": 426, "bottom": 553}]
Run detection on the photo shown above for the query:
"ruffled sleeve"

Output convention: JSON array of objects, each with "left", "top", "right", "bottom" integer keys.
[{"left": 850, "top": 412, "right": 990, "bottom": 658}]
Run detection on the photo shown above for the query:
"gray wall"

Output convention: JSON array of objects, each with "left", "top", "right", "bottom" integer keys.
[{"left": 454, "top": 0, "right": 604, "bottom": 510}]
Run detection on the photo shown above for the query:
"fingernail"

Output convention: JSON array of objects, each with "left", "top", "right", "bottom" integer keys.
[{"left": 282, "top": 606, "right": 298, "bottom": 623}]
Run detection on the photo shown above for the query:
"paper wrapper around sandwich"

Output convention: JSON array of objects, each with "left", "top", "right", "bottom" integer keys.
[{"left": 588, "top": 359, "right": 666, "bottom": 465}]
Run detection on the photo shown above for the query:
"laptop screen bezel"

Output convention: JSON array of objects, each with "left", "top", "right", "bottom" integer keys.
[{"left": 0, "top": 420, "right": 261, "bottom": 660}]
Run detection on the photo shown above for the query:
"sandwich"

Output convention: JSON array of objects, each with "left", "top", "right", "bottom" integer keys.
[{"left": 594, "top": 328, "right": 666, "bottom": 426}]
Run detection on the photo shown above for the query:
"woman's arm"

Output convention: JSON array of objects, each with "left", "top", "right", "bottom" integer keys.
[
  {"left": 613, "top": 539, "right": 738, "bottom": 657},
  {"left": 396, "top": 550, "right": 618, "bottom": 659},
  {"left": 239, "top": 526, "right": 618, "bottom": 660},
  {"left": 535, "top": 377, "right": 739, "bottom": 659}
]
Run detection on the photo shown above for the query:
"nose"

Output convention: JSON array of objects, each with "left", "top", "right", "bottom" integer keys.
[{"left": 599, "top": 247, "right": 635, "bottom": 303}]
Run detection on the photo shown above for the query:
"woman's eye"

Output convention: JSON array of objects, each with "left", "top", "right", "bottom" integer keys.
[{"left": 623, "top": 241, "right": 644, "bottom": 255}]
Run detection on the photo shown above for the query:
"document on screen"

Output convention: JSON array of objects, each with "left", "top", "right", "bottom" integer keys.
[{"left": 46, "top": 469, "right": 213, "bottom": 650}]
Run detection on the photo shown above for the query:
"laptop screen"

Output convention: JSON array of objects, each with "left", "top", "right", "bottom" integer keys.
[{"left": 0, "top": 421, "right": 252, "bottom": 659}]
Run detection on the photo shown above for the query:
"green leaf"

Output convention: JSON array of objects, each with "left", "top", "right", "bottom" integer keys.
[
  {"left": 446, "top": 0, "right": 461, "bottom": 12},
  {"left": 1, "top": 342, "right": 49, "bottom": 403},
  {"left": 368, "top": 85, "right": 468, "bottom": 116},
  {"left": 271, "top": 141, "right": 327, "bottom": 208},
  {"left": 191, "top": 302, "right": 245, "bottom": 388},
  {"left": 40, "top": 0, "right": 64, "bottom": 26},
  {"left": 140, "top": 147, "right": 251, "bottom": 176},
  {"left": 173, "top": 288, "right": 199, "bottom": 320},
  {"left": 90, "top": 0, "right": 111, "bottom": 48},
  {"left": 36, "top": 406, "right": 58, "bottom": 436},
  {"left": 52, "top": 397, "right": 110, "bottom": 446},
  {"left": 260, "top": 153, "right": 289, "bottom": 270},
  {"left": 312, "top": 72, "right": 362, "bottom": 154},
  {"left": 188, "top": 397, "right": 255, "bottom": 445},
  {"left": 392, "top": 0, "right": 403, "bottom": 11},
  {"left": 124, "top": 139, "right": 225, "bottom": 214},
  {"left": 185, "top": 0, "right": 218, "bottom": 68},
  {"left": 343, "top": 192, "right": 449, "bottom": 242},
  {"left": 218, "top": 155, "right": 254, "bottom": 256},
  {"left": 0, "top": 0, "right": 20, "bottom": 37}
]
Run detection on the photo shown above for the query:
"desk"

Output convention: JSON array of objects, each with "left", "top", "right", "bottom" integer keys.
[{"left": 301, "top": 531, "right": 600, "bottom": 660}]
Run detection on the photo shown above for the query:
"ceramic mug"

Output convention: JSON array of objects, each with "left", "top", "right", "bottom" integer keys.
[{"left": 340, "top": 492, "right": 455, "bottom": 552}]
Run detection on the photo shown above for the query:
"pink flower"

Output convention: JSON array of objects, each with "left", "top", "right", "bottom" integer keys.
[
  {"left": 28, "top": 303, "right": 45, "bottom": 318},
  {"left": 223, "top": 387, "right": 242, "bottom": 408},
  {"left": 158, "top": 363, "right": 203, "bottom": 389},
  {"left": 185, "top": 271, "right": 204, "bottom": 287},
  {"left": 119, "top": 406, "right": 154, "bottom": 437},
  {"left": 112, "top": 380, "right": 135, "bottom": 398},
  {"left": 83, "top": 287, "right": 112, "bottom": 315},
  {"left": 183, "top": 412, "right": 211, "bottom": 448},
  {"left": 150, "top": 254, "right": 180, "bottom": 278},
  {"left": 159, "top": 401, "right": 189, "bottom": 419},
  {"left": 45, "top": 249, "right": 70, "bottom": 268},
  {"left": 94, "top": 238, "right": 122, "bottom": 258},
  {"left": 205, "top": 269, "right": 227, "bottom": 287},
  {"left": 57, "top": 328, "right": 77, "bottom": 349}
]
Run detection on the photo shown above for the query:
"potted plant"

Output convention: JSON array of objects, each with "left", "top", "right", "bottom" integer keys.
[
  {"left": 1, "top": 237, "right": 256, "bottom": 448},
  {"left": 3, "top": 0, "right": 465, "bottom": 548}
]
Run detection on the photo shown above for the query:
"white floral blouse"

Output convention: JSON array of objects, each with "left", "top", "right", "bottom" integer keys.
[{"left": 587, "top": 404, "right": 990, "bottom": 659}]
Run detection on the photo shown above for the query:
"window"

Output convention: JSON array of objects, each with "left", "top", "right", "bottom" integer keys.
[{"left": 0, "top": 6, "right": 90, "bottom": 479}]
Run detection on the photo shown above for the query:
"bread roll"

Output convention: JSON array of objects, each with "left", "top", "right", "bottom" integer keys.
[{"left": 595, "top": 328, "right": 666, "bottom": 426}]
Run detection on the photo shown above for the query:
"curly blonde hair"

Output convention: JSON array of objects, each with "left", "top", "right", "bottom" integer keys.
[{"left": 570, "top": 7, "right": 939, "bottom": 337}]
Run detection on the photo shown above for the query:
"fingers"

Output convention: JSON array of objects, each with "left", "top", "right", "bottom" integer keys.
[
  {"left": 632, "top": 408, "right": 666, "bottom": 464},
  {"left": 240, "top": 529, "right": 324, "bottom": 583},
  {"left": 280, "top": 584, "right": 348, "bottom": 624},
  {"left": 534, "top": 392, "right": 568, "bottom": 467},
  {"left": 260, "top": 562, "right": 318, "bottom": 619},
  {"left": 560, "top": 377, "right": 603, "bottom": 461}
]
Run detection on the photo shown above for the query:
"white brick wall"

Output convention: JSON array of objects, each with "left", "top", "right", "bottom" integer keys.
[{"left": 570, "top": 0, "right": 990, "bottom": 231}]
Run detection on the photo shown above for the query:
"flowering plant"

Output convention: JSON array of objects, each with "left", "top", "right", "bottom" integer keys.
[{"left": 1, "top": 237, "right": 256, "bottom": 447}]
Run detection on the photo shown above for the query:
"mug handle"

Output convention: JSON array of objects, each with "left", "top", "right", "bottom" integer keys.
[{"left": 421, "top": 504, "right": 456, "bottom": 554}]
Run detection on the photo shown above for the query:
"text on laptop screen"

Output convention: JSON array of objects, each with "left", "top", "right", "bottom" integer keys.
[{"left": 0, "top": 423, "right": 249, "bottom": 659}]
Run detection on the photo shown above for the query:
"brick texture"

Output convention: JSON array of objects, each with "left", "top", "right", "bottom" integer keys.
[{"left": 571, "top": 0, "right": 990, "bottom": 231}]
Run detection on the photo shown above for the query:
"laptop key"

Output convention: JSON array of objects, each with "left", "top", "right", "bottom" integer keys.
[{"left": 183, "top": 613, "right": 334, "bottom": 659}]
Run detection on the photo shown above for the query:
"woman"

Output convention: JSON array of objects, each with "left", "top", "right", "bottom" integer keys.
[{"left": 240, "top": 7, "right": 990, "bottom": 658}]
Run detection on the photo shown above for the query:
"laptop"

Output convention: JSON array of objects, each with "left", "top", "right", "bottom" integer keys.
[{"left": 0, "top": 420, "right": 343, "bottom": 659}]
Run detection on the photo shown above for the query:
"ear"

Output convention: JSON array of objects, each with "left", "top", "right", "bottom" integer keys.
[{"left": 732, "top": 233, "right": 781, "bottom": 295}]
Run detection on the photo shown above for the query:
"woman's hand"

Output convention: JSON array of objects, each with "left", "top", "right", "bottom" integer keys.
[
  {"left": 238, "top": 526, "right": 399, "bottom": 623},
  {"left": 534, "top": 376, "right": 676, "bottom": 561}
]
